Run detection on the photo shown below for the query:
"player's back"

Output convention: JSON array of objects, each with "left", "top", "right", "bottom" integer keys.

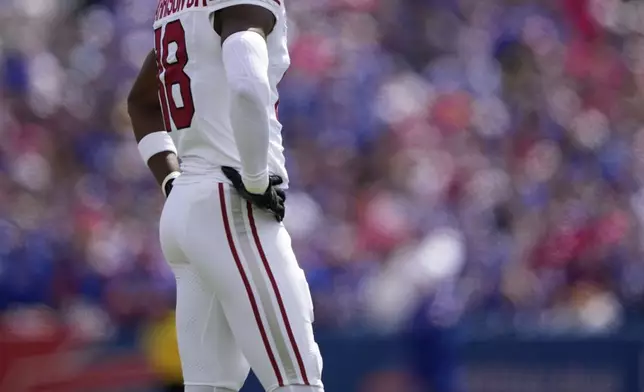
[{"left": 152, "top": 0, "right": 290, "bottom": 185}]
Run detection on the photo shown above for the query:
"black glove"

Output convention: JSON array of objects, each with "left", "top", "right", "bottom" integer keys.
[
  {"left": 162, "top": 172, "right": 181, "bottom": 198},
  {"left": 163, "top": 177, "right": 176, "bottom": 198},
  {"left": 222, "top": 166, "right": 286, "bottom": 222}
]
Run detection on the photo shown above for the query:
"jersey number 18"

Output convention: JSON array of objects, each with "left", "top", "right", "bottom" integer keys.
[{"left": 154, "top": 20, "right": 195, "bottom": 132}]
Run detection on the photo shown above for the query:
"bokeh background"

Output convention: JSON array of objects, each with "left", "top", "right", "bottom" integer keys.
[{"left": 3, "top": 0, "right": 644, "bottom": 391}]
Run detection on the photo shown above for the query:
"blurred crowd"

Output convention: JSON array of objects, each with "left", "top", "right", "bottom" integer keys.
[{"left": 2, "top": 0, "right": 644, "bottom": 353}]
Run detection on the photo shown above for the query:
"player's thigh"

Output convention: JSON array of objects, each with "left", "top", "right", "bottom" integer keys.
[
  {"left": 171, "top": 262, "right": 250, "bottom": 389},
  {"left": 217, "top": 188, "right": 323, "bottom": 391}
]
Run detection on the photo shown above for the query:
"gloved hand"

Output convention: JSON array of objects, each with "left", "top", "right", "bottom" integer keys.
[
  {"left": 222, "top": 166, "right": 286, "bottom": 222},
  {"left": 162, "top": 171, "right": 181, "bottom": 198}
]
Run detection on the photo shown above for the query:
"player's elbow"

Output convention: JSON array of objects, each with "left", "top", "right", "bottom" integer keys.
[
  {"left": 127, "top": 85, "right": 147, "bottom": 115},
  {"left": 128, "top": 51, "right": 159, "bottom": 117},
  {"left": 228, "top": 75, "right": 270, "bottom": 110},
  {"left": 127, "top": 88, "right": 142, "bottom": 117}
]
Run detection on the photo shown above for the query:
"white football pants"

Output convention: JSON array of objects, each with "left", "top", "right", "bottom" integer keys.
[{"left": 159, "top": 179, "right": 323, "bottom": 392}]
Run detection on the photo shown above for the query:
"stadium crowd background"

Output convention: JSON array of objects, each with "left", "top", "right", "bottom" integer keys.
[{"left": 3, "top": 0, "right": 644, "bottom": 391}]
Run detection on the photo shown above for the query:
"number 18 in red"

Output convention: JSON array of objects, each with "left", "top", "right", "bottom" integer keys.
[{"left": 154, "top": 20, "right": 195, "bottom": 131}]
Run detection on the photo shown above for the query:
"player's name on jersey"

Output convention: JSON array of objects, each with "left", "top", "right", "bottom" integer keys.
[{"left": 155, "top": 0, "right": 207, "bottom": 21}]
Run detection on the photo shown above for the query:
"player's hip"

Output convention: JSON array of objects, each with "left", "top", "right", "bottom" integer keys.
[{"left": 159, "top": 180, "right": 290, "bottom": 265}]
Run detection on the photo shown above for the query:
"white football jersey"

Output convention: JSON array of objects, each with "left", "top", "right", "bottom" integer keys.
[{"left": 152, "top": 0, "right": 290, "bottom": 186}]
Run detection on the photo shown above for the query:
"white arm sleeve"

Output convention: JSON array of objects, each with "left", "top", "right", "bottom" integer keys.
[{"left": 222, "top": 31, "right": 272, "bottom": 193}]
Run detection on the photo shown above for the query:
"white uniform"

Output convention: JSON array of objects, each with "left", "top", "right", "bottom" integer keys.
[
  {"left": 152, "top": 0, "right": 323, "bottom": 390},
  {"left": 153, "top": 0, "right": 289, "bottom": 185}
]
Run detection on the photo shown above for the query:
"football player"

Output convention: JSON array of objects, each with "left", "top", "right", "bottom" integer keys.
[{"left": 127, "top": 1, "right": 324, "bottom": 391}]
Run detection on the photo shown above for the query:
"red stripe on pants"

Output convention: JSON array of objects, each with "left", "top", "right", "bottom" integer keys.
[
  {"left": 246, "top": 202, "right": 310, "bottom": 385},
  {"left": 218, "top": 184, "right": 284, "bottom": 387}
]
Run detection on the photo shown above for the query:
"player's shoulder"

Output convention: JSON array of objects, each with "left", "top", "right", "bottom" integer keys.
[
  {"left": 154, "top": 0, "right": 211, "bottom": 24},
  {"left": 205, "top": 0, "right": 285, "bottom": 15},
  {"left": 205, "top": 0, "right": 283, "bottom": 6},
  {"left": 154, "top": 0, "right": 285, "bottom": 27}
]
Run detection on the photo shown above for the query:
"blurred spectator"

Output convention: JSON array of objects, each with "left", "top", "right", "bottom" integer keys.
[{"left": 142, "top": 311, "right": 183, "bottom": 392}]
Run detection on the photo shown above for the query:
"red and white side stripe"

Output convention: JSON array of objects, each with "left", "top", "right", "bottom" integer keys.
[{"left": 218, "top": 183, "right": 310, "bottom": 386}]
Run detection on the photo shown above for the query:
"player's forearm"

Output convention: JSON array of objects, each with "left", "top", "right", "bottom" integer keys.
[
  {"left": 128, "top": 50, "right": 181, "bottom": 193},
  {"left": 222, "top": 31, "right": 271, "bottom": 194},
  {"left": 128, "top": 51, "right": 166, "bottom": 142},
  {"left": 129, "top": 104, "right": 164, "bottom": 142}
]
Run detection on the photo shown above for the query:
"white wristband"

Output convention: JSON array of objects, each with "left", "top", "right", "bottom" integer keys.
[
  {"left": 138, "top": 131, "right": 177, "bottom": 164},
  {"left": 161, "top": 171, "right": 181, "bottom": 197}
]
